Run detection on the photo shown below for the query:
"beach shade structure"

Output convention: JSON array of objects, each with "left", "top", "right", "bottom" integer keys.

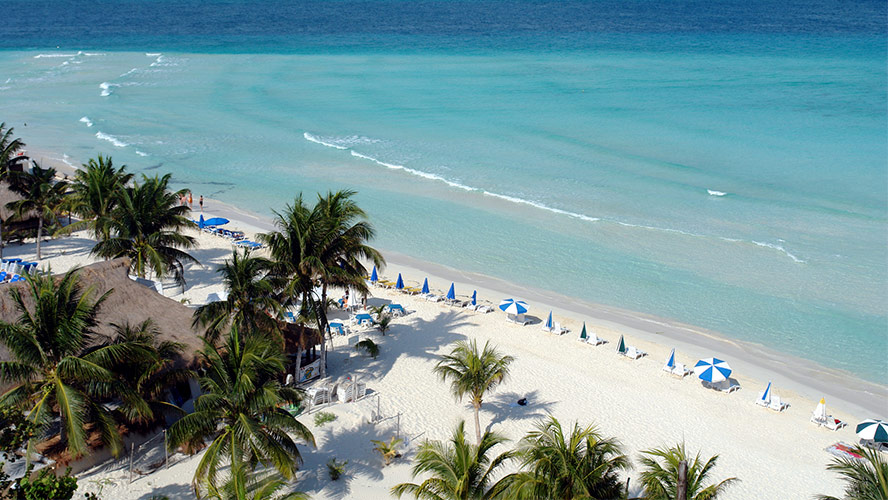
[
  {"left": 616, "top": 335, "right": 627, "bottom": 354},
  {"left": 578, "top": 322, "right": 588, "bottom": 341},
  {"left": 664, "top": 348, "right": 676, "bottom": 370},
  {"left": 203, "top": 217, "right": 229, "bottom": 226},
  {"left": 395, "top": 273, "right": 404, "bottom": 290},
  {"left": 198, "top": 214, "right": 205, "bottom": 228},
  {"left": 499, "top": 298, "right": 529, "bottom": 315},
  {"left": 471, "top": 290, "right": 477, "bottom": 306},
  {"left": 544, "top": 311, "right": 554, "bottom": 330},
  {"left": 759, "top": 381, "right": 772, "bottom": 405},
  {"left": 694, "top": 357, "right": 732, "bottom": 383},
  {"left": 421, "top": 278, "right": 430, "bottom": 295},
  {"left": 370, "top": 266, "right": 378, "bottom": 283},
  {"left": 813, "top": 398, "right": 828, "bottom": 421},
  {"left": 446, "top": 283, "right": 456, "bottom": 301},
  {"left": 856, "top": 420, "right": 888, "bottom": 443}
]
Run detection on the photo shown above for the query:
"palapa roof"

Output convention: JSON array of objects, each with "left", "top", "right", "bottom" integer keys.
[{"left": 0, "top": 258, "right": 205, "bottom": 367}]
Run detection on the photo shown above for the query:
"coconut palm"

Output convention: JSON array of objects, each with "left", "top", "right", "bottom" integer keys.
[
  {"left": 392, "top": 420, "right": 513, "bottom": 500},
  {"left": 434, "top": 340, "right": 514, "bottom": 444},
  {"left": 103, "top": 319, "right": 193, "bottom": 428},
  {"left": 817, "top": 444, "right": 888, "bottom": 500},
  {"left": 492, "top": 416, "right": 629, "bottom": 500},
  {"left": 60, "top": 155, "right": 133, "bottom": 241},
  {"left": 92, "top": 173, "right": 197, "bottom": 285},
  {"left": 192, "top": 248, "right": 280, "bottom": 343},
  {"left": 166, "top": 325, "right": 315, "bottom": 496},
  {"left": 314, "top": 189, "right": 384, "bottom": 311},
  {"left": 0, "top": 122, "right": 25, "bottom": 259},
  {"left": 638, "top": 443, "right": 737, "bottom": 500},
  {"left": 205, "top": 463, "right": 309, "bottom": 500},
  {"left": 6, "top": 164, "right": 69, "bottom": 260},
  {"left": 0, "top": 269, "right": 151, "bottom": 458}
]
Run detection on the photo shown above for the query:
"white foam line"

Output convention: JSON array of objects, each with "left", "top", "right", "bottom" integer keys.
[
  {"left": 135, "top": 150, "right": 149, "bottom": 157},
  {"left": 99, "top": 82, "right": 119, "bottom": 97},
  {"left": 79, "top": 116, "right": 93, "bottom": 127},
  {"left": 146, "top": 53, "right": 162, "bottom": 57},
  {"left": 303, "top": 132, "right": 347, "bottom": 149},
  {"left": 119, "top": 68, "right": 138, "bottom": 78},
  {"left": 480, "top": 191, "right": 600, "bottom": 222},
  {"left": 707, "top": 189, "right": 727, "bottom": 196},
  {"left": 752, "top": 241, "right": 806, "bottom": 263},
  {"left": 350, "top": 151, "right": 475, "bottom": 192},
  {"left": 95, "top": 131, "right": 128, "bottom": 148},
  {"left": 33, "top": 53, "right": 79, "bottom": 58}
]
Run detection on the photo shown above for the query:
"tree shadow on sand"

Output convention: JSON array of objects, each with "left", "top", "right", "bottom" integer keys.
[
  {"left": 484, "top": 389, "right": 557, "bottom": 433},
  {"left": 298, "top": 419, "right": 401, "bottom": 500}
]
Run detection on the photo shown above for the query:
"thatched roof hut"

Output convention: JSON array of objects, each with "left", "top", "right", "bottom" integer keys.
[{"left": 0, "top": 258, "right": 205, "bottom": 367}]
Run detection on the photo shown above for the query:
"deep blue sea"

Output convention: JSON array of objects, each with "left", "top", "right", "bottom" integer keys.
[{"left": 1, "top": 0, "right": 885, "bottom": 382}]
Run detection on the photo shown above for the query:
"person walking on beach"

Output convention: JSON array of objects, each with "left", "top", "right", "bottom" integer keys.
[
  {"left": 188, "top": 191, "right": 193, "bottom": 208},
  {"left": 199, "top": 195, "right": 203, "bottom": 212}
]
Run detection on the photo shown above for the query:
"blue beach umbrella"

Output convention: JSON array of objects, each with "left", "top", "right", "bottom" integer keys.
[
  {"left": 471, "top": 290, "right": 477, "bottom": 306},
  {"left": 421, "top": 278, "right": 430, "bottom": 294},
  {"left": 856, "top": 419, "right": 888, "bottom": 443},
  {"left": 694, "top": 358, "right": 732, "bottom": 383},
  {"left": 370, "top": 266, "right": 378, "bottom": 283},
  {"left": 198, "top": 214, "right": 205, "bottom": 228},
  {"left": 544, "top": 311, "right": 553, "bottom": 329},
  {"left": 664, "top": 348, "right": 676, "bottom": 369},
  {"left": 203, "top": 217, "right": 229, "bottom": 226},
  {"left": 446, "top": 283, "right": 456, "bottom": 300},
  {"left": 498, "top": 298, "right": 529, "bottom": 315},
  {"left": 759, "top": 381, "right": 772, "bottom": 404},
  {"left": 395, "top": 273, "right": 404, "bottom": 290}
]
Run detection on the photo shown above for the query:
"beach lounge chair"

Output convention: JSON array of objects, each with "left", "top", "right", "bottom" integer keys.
[
  {"left": 768, "top": 395, "right": 789, "bottom": 412},
  {"left": 425, "top": 294, "right": 442, "bottom": 302},
  {"left": 824, "top": 417, "right": 847, "bottom": 431},
  {"left": 552, "top": 322, "right": 570, "bottom": 335},
  {"left": 475, "top": 304, "right": 493, "bottom": 313},
  {"left": 826, "top": 442, "right": 865, "bottom": 461},
  {"left": 671, "top": 363, "right": 691, "bottom": 377},
  {"left": 586, "top": 334, "right": 606, "bottom": 346},
  {"left": 624, "top": 346, "right": 646, "bottom": 360},
  {"left": 703, "top": 380, "right": 739, "bottom": 393}
]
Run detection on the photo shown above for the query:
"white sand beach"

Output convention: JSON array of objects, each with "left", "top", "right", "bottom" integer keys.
[{"left": 2, "top": 176, "right": 884, "bottom": 499}]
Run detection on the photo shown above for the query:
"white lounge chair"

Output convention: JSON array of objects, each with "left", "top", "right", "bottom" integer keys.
[
  {"left": 703, "top": 380, "right": 740, "bottom": 393},
  {"left": 670, "top": 362, "right": 691, "bottom": 377},
  {"left": 586, "top": 334, "right": 606, "bottom": 346},
  {"left": 624, "top": 346, "right": 646, "bottom": 360},
  {"left": 425, "top": 294, "right": 442, "bottom": 303},
  {"left": 824, "top": 417, "right": 847, "bottom": 431},
  {"left": 769, "top": 395, "right": 789, "bottom": 412},
  {"left": 553, "top": 322, "right": 570, "bottom": 335},
  {"left": 475, "top": 304, "right": 493, "bottom": 313}
]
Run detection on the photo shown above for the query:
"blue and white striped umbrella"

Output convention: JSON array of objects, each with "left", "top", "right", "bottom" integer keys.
[
  {"left": 499, "top": 298, "right": 529, "bottom": 315},
  {"left": 694, "top": 358, "right": 732, "bottom": 383},
  {"left": 856, "top": 419, "right": 888, "bottom": 443},
  {"left": 544, "top": 311, "right": 553, "bottom": 329},
  {"left": 421, "top": 278, "right": 430, "bottom": 294},
  {"left": 370, "top": 266, "right": 378, "bottom": 283},
  {"left": 446, "top": 283, "right": 456, "bottom": 300},
  {"left": 395, "top": 273, "right": 404, "bottom": 290}
]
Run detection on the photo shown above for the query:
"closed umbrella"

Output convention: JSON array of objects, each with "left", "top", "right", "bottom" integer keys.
[
  {"left": 198, "top": 214, "right": 205, "bottom": 228},
  {"left": 370, "top": 266, "right": 378, "bottom": 283},
  {"left": 579, "top": 322, "right": 588, "bottom": 341},
  {"left": 759, "top": 381, "right": 772, "bottom": 405},
  {"left": 421, "top": 278, "right": 430, "bottom": 294},
  {"left": 616, "top": 334, "right": 626, "bottom": 354},
  {"left": 471, "top": 290, "right": 477, "bottom": 306},
  {"left": 446, "top": 283, "right": 456, "bottom": 300},
  {"left": 694, "top": 358, "right": 732, "bottom": 383},
  {"left": 664, "top": 348, "right": 676, "bottom": 370},
  {"left": 395, "top": 273, "right": 404, "bottom": 290},
  {"left": 544, "top": 311, "right": 553, "bottom": 330},
  {"left": 856, "top": 419, "right": 888, "bottom": 443}
]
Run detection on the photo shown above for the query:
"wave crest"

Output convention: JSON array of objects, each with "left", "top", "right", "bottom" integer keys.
[
  {"left": 95, "top": 131, "right": 129, "bottom": 148},
  {"left": 79, "top": 116, "right": 93, "bottom": 127},
  {"left": 707, "top": 189, "right": 727, "bottom": 196}
]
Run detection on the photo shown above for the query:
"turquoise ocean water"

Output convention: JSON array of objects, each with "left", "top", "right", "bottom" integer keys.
[{"left": 0, "top": 1, "right": 885, "bottom": 382}]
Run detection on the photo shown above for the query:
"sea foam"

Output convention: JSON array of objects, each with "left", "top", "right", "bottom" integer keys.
[
  {"left": 95, "top": 131, "right": 128, "bottom": 148},
  {"left": 707, "top": 189, "right": 727, "bottom": 196},
  {"left": 79, "top": 116, "right": 93, "bottom": 127},
  {"left": 303, "top": 132, "right": 348, "bottom": 150},
  {"left": 99, "top": 82, "right": 119, "bottom": 97}
]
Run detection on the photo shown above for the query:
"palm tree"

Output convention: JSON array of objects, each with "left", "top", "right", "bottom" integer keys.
[
  {"left": 205, "top": 464, "right": 309, "bottom": 500},
  {"left": 392, "top": 420, "right": 513, "bottom": 500},
  {"left": 6, "top": 164, "right": 69, "bottom": 260},
  {"left": 103, "top": 319, "right": 193, "bottom": 428},
  {"left": 60, "top": 155, "right": 133, "bottom": 241},
  {"left": 314, "top": 190, "right": 384, "bottom": 312},
  {"left": 817, "top": 445, "right": 888, "bottom": 500},
  {"left": 638, "top": 443, "right": 737, "bottom": 500},
  {"left": 192, "top": 249, "right": 280, "bottom": 343},
  {"left": 166, "top": 325, "right": 315, "bottom": 496},
  {"left": 492, "top": 416, "right": 629, "bottom": 500},
  {"left": 434, "top": 340, "right": 514, "bottom": 444},
  {"left": 0, "top": 269, "right": 151, "bottom": 458},
  {"left": 92, "top": 173, "right": 197, "bottom": 285},
  {"left": 0, "top": 122, "right": 25, "bottom": 259}
]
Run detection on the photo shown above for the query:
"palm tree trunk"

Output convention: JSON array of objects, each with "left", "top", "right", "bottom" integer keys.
[
  {"left": 473, "top": 402, "right": 482, "bottom": 445},
  {"left": 36, "top": 217, "right": 43, "bottom": 260},
  {"left": 0, "top": 218, "right": 4, "bottom": 259},
  {"left": 294, "top": 347, "right": 303, "bottom": 383}
]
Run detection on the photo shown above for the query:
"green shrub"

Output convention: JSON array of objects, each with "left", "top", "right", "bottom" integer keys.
[
  {"left": 327, "top": 458, "right": 348, "bottom": 481},
  {"left": 314, "top": 411, "right": 337, "bottom": 427},
  {"left": 355, "top": 338, "right": 379, "bottom": 358}
]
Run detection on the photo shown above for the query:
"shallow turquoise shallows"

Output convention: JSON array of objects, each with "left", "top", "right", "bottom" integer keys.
[{"left": 0, "top": 0, "right": 885, "bottom": 382}]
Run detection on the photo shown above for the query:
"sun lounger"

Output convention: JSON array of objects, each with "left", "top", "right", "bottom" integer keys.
[
  {"left": 860, "top": 439, "right": 888, "bottom": 453},
  {"left": 703, "top": 380, "right": 740, "bottom": 393},
  {"left": 425, "top": 294, "right": 442, "bottom": 302},
  {"left": 623, "top": 346, "right": 647, "bottom": 360},
  {"left": 768, "top": 395, "right": 789, "bottom": 412},
  {"left": 826, "top": 442, "right": 865, "bottom": 461},
  {"left": 403, "top": 286, "right": 421, "bottom": 295},
  {"left": 671, "top": 363, "right": 691, "bottom": 377},
  {"left": 552, "top": 322, "right": 570, "bottom": 335},
  {"left": 475, "top": 304, "right": 493, "bottom": 313},
  {"left": 823, "top": 417, "right": 847, "bottom": 431}
]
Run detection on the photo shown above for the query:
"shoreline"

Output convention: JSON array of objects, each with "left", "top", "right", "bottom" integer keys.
[{"left": 25, "top": 147, "right": 887, "bottom": 418}]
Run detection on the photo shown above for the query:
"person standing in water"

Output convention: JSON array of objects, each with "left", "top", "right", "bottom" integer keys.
[{"left": 199, "top": 195, "right": 204, "bottom": 212}]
